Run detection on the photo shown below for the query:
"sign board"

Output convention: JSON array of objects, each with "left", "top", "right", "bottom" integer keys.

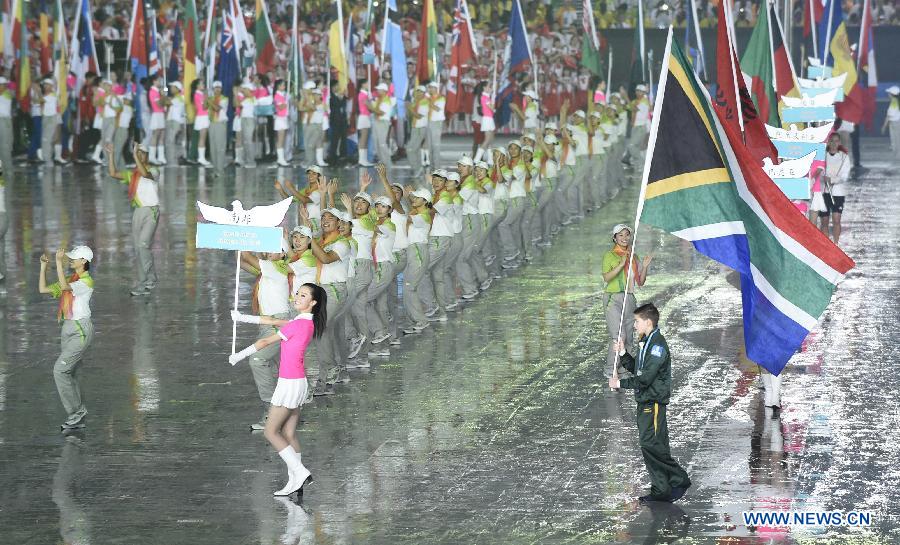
[
  {"left": 772, "top": 140, "right": 826, "bottom": 161},
  {"left": 196, "top": 223, "right": 284, "bottom": 252},
  {"left": 765, "top": 122, "right": 833, "bottom": 143},
  {"left": 798, "top": 85, "right": 844, "bottom": 101},
  {"left": 781, "top": 106, "right": 835, "bottom": 123},
  {"left": 807, "top": 65, "right": 832, "bottom": 79},
  {"left": 772, "top": 178, "right": 811, "bottom": 200}
]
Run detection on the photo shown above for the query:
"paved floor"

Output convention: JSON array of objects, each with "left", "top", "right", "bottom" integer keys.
[{"left": 0, "top": 138, "right": 897, "bottom": 544}]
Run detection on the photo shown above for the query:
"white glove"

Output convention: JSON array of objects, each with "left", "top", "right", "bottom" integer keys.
[
  {"left": 229, "top": 344, "right": 259, "bottom": 366},
  {"left": 231, "top": 310, "right": 261, "bottom": 324}
]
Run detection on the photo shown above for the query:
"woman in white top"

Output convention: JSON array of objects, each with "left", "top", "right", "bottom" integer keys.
[
  {"left": 288, "top": 226, "right": 318, "bottom": 292},
  {"left": 498, "top": 141, "right": 528, "bottom": 268},
  {"left": 165, "top": 81, "right": 185, "bottom": 165},
  {"left": 473, "top": 160, "right": 495, "bottom": 290},
  {"left": 364, "top": 195, "right": 397, "bottom": 358},
  {"left": 421, "top": 170, "right": 454, "bottom": 321},
  {"left": 40, "top": 79, "right": 66, "bottom": 166},
  {"left": 300, "top": 203, "right": 351, "bottom": 396},
  {"left": 817, "top": 132, "right": 851, "bottom": 245},
  {"left": 376, "top": 164, "right": 409, "bottom": 343},
  {"left": 112, "top": 89, "right": 133, "bottom": 170},
  {"left": 456, "top": 156, "right": 487, "bottom": 298},
  {"left": 38, "top": 245, "right": 95, "bottom": 430},
  {"left": 882, "top": 86, "right": 900, "bottom": 161},
  {"left": 474, "top": 84, "right": 496, "bottom": 163},
  {"left": 441, "top": 172, "right": 465, "bottom": 310},
  {"left": 401, "top": 187, "right": 434, "bottom": 334}
]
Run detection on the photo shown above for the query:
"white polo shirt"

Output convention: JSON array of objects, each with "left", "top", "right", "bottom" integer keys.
[
  {"left": 318, "top": 237, "right": 350, "bottom": 284},
  {"left": 257, "top": 259, "right": 291, "bottom": 316}
]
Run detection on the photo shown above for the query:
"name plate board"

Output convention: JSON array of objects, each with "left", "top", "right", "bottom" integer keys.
[
  {"left": 773, "top": 178, "right": 812, "bottom": 200},
  {"left": 772, "top": 140, "right": 826, "bottom": 161},
  {"left": 798, "top": 85, "right": 844, "bottom": 101},
  {"left": 807, "top": 65, "right": 832, "bottom": 79},
  {"left": 781, "top": 106, "right": 835, "bottom": 123},
  {"left": 196, "top": 224, "right": 283, "bottom": 252}
]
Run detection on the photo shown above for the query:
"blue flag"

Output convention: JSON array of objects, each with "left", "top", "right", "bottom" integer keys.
[
  {"left": 496, "top": 0, "right": 531, "bottom": 127},
  {"left": 167, "top": 22, "right": 182, "bottom": 84},
  {"left": 386, "top": 21, "right": 408, "bottom": 120}
]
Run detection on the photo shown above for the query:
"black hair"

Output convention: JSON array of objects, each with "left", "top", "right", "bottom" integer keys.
[
  {"left": 300, "top": 283, "right": 327, "bottom": 339},
  {"left": 83, "top": 262, "right": 91, "bottom": 272},
  {"left": 190, "top": 78, "right": 201, "bottom": 96},
  {"left": 634, "top": 303, "right": 660, "bottom": 328}
]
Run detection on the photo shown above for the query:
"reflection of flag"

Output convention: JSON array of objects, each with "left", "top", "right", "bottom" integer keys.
[
  {"left": 741, "top": 5, "right": 780, "bottom": 126},
  {"left": 386, "top": 21, "right": 408, "bottom": 119},
  {"left": 416, "top": 0, "right": 438, "bottom": 83},
  {"left": 183, "top": 0, "right": 201, "bottom": 120},
  {"left": 640, "top": 34, "right": 854, "bottom": 375},
  {"left": 854, "top": 0, "right": 877, "bottom": 129},
  {"left": 496, "top": 0, "right": 531, "bottom": 128},
  {"left": 713, "top": 0, "right": 776, "bottom": 164},
  {"left": 254, "top": 0, "right": 276, "bottom": 74},
  {"left": 581, "top": 0, "right": 602, "bottom": 76},
  {"left": 447, "top": 0, "right": 476, "bottom": 114}
]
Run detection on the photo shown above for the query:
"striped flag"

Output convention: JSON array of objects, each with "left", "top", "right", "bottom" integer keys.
[
  {"left": 818, "top": 0, "right": 860, "bottom": 123},
  {"left": 13, "top": 0, "right": 29, "bottom": 111},
  {"left": 183, "top": 0, "right": 200, "bottom": 120},
  {"left": 254, "top": 0, "right": 276, "bottom": 74},
  {"left": 854, "top": 0, "right": 877, "bottom": 129},
  {"left": 446, "top": 0, "right": 476, "bottom": 114},
  {"left": 638, "top": 32, "right": 854, "bottom": 375},
  {"left": 741, "top": 5, "right": 781, "bottom": 127},
  {"left": 581, "top": 0, "right": 602, "bottom": 76},
  {"left": 416, "top": 0, "right": 438, "bottom": 83},
  {"left": 495, "top": 0, "right": 532, "bottom": 128},
  {"left": 67, "top": 0, "right": 99, "bottom": 100}
]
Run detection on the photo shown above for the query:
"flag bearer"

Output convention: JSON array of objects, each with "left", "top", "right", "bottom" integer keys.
[
  {"left": 426, "top": 81, "right": 446, "bottom": 168},
  {"left": 609, "top": 303, "right": 692, "bottom": 504},
  {"left": 38, "top": 245, "right": 95, "bottom": 431},
  {"left": 372, "top": 83, "right": 395, "bottom": 169}
]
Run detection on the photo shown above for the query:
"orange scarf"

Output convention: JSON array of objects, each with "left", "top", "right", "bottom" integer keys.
[
  {"left": 57, "top": 273, "right": 80, "bottom": 322},
  {"left": 127, "top": 170, "right": 141, "bottom": 204},
  {"left": 612, "top": 245, "right": 643, "bottom": 288},
  {"left": 315, "top": 231, "right": 341, "bottom": 283}
]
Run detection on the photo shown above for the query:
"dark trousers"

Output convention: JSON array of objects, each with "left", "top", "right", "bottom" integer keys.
[
  {"left": 851, "top": 124, "right": 862, "bottom": 167},
  {"left": 637, "top": 401, "right": 691, "bottom": 499},
  {"left": 28, "top": 115, "right": 42, "bottom": 159}
]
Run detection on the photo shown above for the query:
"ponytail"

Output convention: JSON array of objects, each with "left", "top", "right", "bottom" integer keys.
[{"left": 301, "top": 283, "right": 328, "bottom": 339}]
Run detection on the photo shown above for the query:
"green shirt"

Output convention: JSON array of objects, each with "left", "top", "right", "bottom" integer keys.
[{"left": 602, "top": 249, "right": 638, "bottom": 293}]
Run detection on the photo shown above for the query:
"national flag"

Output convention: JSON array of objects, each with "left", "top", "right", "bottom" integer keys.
[
  {"left": 13, "top": 0, "right": 29, "bottom": 110},
  {"left": 328, "top": 18, "right": 348, "bottom": 95},
  {"left": 629, "top": 0, "right": 647, "bottom": 90},
  {"left": 769, "top": 3, "right": 799, "bottom": 99},
  {"left": 53, "top": 0, "right": 67, "bottom": 111},
  {"left": 217, "top": 8, "right": 240, "bottom": 101},
  {"left": 713, "top": 0, "right": 776, "bottom": 164},
  {"left": 854, "top": 0, "right": 877, "bottom": 129},
  {"left": 447, "top": 0, "right": 476, "bottom": 114},
  {"left": 0, "top": 0, "right": 10, "bottom": 58},
  {"left": 167, "top": 19, "right": 182, "bottom": 84},
  {"left": 127, "top": 0, "right": 149, "bottom": 80},
  {"left": 254, "top": 0, "right": 276, "bottom": 74},
  {"left": 638, "top": 32, "right": 855, "bottom": 375},
  {"left": 741, "top": 5, "right": 780, "bottom": 126},
  {"left": 183, "top": 0, "right": 201, "bottom": 120},
  {"left": 228, "top": 0, "right": 249, "bottom": 55},
  {"left": 817, "top": 0, "right": 862, "bottom": 123},
  {"left": 67, "top": 0, "right": 99, "bottom": 99},
  {"left": 416, "top": 0, "right": 438, "bottom": 83},
  {"left": 149, "top": 13, "right": 161, "bottom": 76},
  {"left": 38, "top": 0, "right": 51, "bottom": 75},
  {"left": 803, "top": 0, "right": 824, "bottom": 38},
  {"left": 496, "top": 0, "right": 532, "bottom": 127},
  {"left": 581, "top": 0, "right": 603, "bottom": 76},
  {"left": 386, "top": 21, "right": 408, "bottom": 119}
]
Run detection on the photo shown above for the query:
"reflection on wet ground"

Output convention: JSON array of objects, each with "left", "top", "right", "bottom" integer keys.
[{"left": 0, "top": 138, "right": 897, "bottom": 544}]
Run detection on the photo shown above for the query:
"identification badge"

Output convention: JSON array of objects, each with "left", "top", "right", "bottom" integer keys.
[{"left": 651, "top": 345, "right": 664, "bottom": 357}]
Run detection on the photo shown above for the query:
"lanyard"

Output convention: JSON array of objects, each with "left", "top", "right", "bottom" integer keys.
[{"left": 638, "top": 329, "right": 658, "bottom": 371}]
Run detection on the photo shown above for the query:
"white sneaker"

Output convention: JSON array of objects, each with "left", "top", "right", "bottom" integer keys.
[
  {"left": 347, "top": 335, "right": 367, "bottom": 359},
  {"left": 371, "top": 333, "right": 391, "bottom": 345}
]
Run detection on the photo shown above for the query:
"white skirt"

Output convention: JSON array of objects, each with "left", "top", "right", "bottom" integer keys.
[
  {"left": 481, "top": 116, "right": 496, "bottom": 132},
  {"left": 150, "top": 112, "right": 166, "bottom": 130},
  {"left": 233, "top": 117, "right": 242, "bottom": 132},
  {"left": 274, "top": 116, "right": 289, "bottom": 131},
  {"left": 356, "top": 114, "right": 371, "bottom": 129},
  {"left": 270, "top": 377, "right": 309, "bottom": 409},
  {"left": 193, "top": 114, "right": 210, "bottom": 130}
]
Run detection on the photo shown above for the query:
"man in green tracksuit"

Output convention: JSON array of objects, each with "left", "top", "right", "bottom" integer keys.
[{"left": 609, "top": 302, "right": 691, "bottom": 503}]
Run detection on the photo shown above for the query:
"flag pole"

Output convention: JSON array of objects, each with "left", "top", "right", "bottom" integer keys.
[
  {"left": 772, "top": 0, "right": 800, "bottom": 90},
  {"left": 638, "top": 0, "right": 646, "bottom": 82},
  {"left": 809, "top": 0, "right": 819, "bottom": 61},
  {"left": 611, "top": 26, "right": 674, "bottom": 389},
  {"left": 856, "top": 0, "right": 869, "bottom": 71},
  {"left": 724, "top": 0, "right": 745, "bottom": 137},
  {"left": 689, "top": 0, "right": 706, "bottom": 78},
  {"left": 822, "top": 0, "right": 834, "bottom": 66},
  {"left": 766, "top": 0, "right": 778, "bottom": 97},
  {"left": 232, "top": 251, "right": 241, "bottom": 354},
  {"left": 490, "top": 50, "right": 498, "bottom": 104},
  {"left": 606, "top": 46, "right": 612, "bottom": 104}
]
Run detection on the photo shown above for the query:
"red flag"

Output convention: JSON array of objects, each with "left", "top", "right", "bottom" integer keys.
[
  {"left": 713, "top": 0, "right": 776, "bottom": 165},
  {"left": 852, "top": 0, "right": 877, "bottom": 129},
  {"left": 803, "top": 0, "right": 824, "bottom": 38},
  {"left": 446, "top": 0, "right": 476, "bottom": 114},
  {"left": 127, "top": 0, "right": 149, "bottom": 73},
  {"left": 769, "top": 4, "right": 798, "bottom": 99}
]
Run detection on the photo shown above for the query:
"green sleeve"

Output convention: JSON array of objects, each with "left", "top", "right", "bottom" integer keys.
[
  {"left": 120, "top": 169, "right": 132, "bottom": 185},
  {"left": 601, "top": 251, "right": 619, "bottom": 274},
  {"left": 48, "top": 282, "right": 63, "bottom": 299}
]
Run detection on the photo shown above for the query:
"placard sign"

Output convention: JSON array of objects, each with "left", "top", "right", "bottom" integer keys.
[
  {"left": 772, "top": 140, "right": 826, "bottom": 161},
  {"left": 781, "top": 106, "right": 835, "bottom": 123},
  {"left": 763, "top": 152, "right": 816, "bottom": 201},
  {"left": 196, "top": 223, "right": 284, "bottom": 252},
  {"left": 798, "top": 85, "right": 844, "bottom": 101},
  {"left": 807, "top": 65, "right": 832, "bottom": 79}
]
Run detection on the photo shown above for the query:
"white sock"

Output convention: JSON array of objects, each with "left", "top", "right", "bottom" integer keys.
[
  {"left": 157, "top": 146, "right": 166, "bottom": 163},
  {"left": 474, "top": 147, "right": 484, "bottom": 162},
  {"left": 54, "top": 144, "right": 63, "bottom": 160},
  {"left": 198, "top": 148, "right": 206, "bottom": 162},
  {"left": 278, "top": 446, "right": 301, "bottom": 471}
]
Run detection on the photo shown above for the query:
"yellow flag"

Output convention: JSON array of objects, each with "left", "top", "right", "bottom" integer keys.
[{"left": 328, "top": 20, "right": 347, "bottom": 95}]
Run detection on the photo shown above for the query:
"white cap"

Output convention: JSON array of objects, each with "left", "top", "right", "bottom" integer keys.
[
  {"left": 507, "top": 140, "right": 522, "bottom": 149},
  {"left": 432, "top": 169, "right": 446, "bottom": 178},
  {"left": 590, "top": 110, "right": 602, "bottom": 118},
  {"left": 414, "top": 85, "right": 426, "bottom": 93},
  {"left": 544, "top": 134, "right": 558, "bottom": 145},
  {"left": 375, "top": 83, "right": 389, "bottom": 91},
  {"left": 573, "top": 110, "right": 586, "bottom": 118},
  {"left": 522, "top": 132, "right": 537, "bottom": 142},
  {"left": 291, "top": 225, "right": 314, "bottom": 238},
  {"left": 306, "top": 165, "right": 323, "bottom": 176},
  {"left": 475, "top": 160, "right": 489, "bottom": 170},
  {"left": 412, "top": 187, "right": 433, "bottom": 202},
  {"left": 522, "top": 89, "right": 538, "bottom": 100},
  {"left": 303, "top": 81, "right": 317, "bottom": 90},
  {"left": 321, "top": 207, "right": 343, "bottom": 219},
  {"left": 212, "top": 81, "right": 222, "bottom": 88},
  {"left": 336, "top": 210, "right": 352, "bottom": 223},
  {"left": 427, "top": 81, "right": 440, "bottom": 88},
  {"left": 521, "top": 145, "right": 534, "bottom": 154},
  {"left": 170, "top": 81, "right": 182, "bottom": 89},
  {"left": 312, "top": 88, "right": 323, "bottom": 94},
  {"left": 457, "top": 156, "right": 474, "bottom": 166},
  {"left": 447, "top": 172, "right": 460, "bottom": 183},
  {"left": 492, "top": 147, "right": 508, "bottom": 156},
  {"left": 41, "top": 78, "right": 53, "bottom": 85},
  {"left": 888, "top": 85, "right": 900, "bottom": 95},
  {"left": 136, "top": 143, "right": 150, "bottom": 153},
  {"left": 636, "top": 84, "right": 648, "bottom": 92},
  {"left": 66, "top": 245, "right": 94, "bottom": 262},
  {"left": 353, "top": 192, "right": 374, "bottom": 206},
  {"left": 544, "top": 122, "right": 558, "bottom": 130},
  {"left": 613, "top": 223, "right": 632, "bottom": 236},
  {"left": 374, "top": 195, "right": 393, "bottom": 208}
]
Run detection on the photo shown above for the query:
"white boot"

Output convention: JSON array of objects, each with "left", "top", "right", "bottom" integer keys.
[
  {"left": 54, "top": 144, "right": 68, "bottom": 164},
  {"left": 315, "top": 147, "right": 328, "bottom": 167},
  {"left": 358, "top": 148, "right": 373, "bottom": 166},
  {"left": 91, "top": 145, "right": 103, "bottom": 164},
  {"left": 273, "top": 446, "right": 311, "bottom": 496},
  {"left": 276, "top": 148, "right": 289, "bottom": 166},
  {"left": 156, "top": 146, "right": 167, "bottom": 165},
  {"left": 198, "top": 148, "right": 211, "bottom": 166},
  {"left": 235, "top": 149, "right": 243, "bottom": 166},
  {"left": 474, "top": 147, "right": 485, "bottom": 162}
]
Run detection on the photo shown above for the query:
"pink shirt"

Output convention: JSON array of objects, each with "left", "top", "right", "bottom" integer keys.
[
  {"left": 480, "top": 93, "right": 494, "bottom": 119},
  {"left": 277, "top": 315, "right": 315, "bottom": 379},
  {"left": 193, "top": 91, "right": 207, "bottom": 116},
  {"left": 357, "top": 90, "right": 370, "bottom": 116},
  {"left": 274, "top": 91, "right": 288, "bottom": 117},
  {"left": 593, "top": 90, "right": 606, "bottom": 103},
  {"left": 149, "top": 87, "right": 164, "bottom": 113},
  {"left": 254, "top": 87, "right": 269, "bottom": 99}
]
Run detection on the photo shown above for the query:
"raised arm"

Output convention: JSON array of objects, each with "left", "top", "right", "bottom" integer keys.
[
  {"left": 240, "top": 251, "right": 261, "bottom": 273},
  {"left": 377, "top": 164, "right": 403, "bottom": 210},
  {"left": 38, "top": 253, "right": 52, "bottom": 294},
  {"left": 54, "top": 248, "right": 71, "bottom": 291}
]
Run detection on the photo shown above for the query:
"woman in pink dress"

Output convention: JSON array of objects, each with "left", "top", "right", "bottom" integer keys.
[
  {"left": 273, "top": 79, "right": 290, "bottom": 166},
  {"left": 190, "top": 79, "right": 212, "bottom": 167},
  {"left": 474, "top": 84, "right": 495, "bottom": 163},
  {"left": 230, "top": 283, "right": 327, "bottom": 496}
]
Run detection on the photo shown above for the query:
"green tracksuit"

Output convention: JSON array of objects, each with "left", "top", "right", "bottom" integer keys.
[{"left": 619, "top": 328, "right": 691, "bottom": 500}]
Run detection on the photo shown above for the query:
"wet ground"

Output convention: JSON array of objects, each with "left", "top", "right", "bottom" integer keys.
[{"left": 0, "top": 137, "right": 897, "bottom": 544}]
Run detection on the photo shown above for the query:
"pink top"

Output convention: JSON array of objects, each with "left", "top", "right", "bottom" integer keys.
[
  {"left": 274, "top": 91, "right": 288, "bottom": 117},
  {"left": 149, "top": 87, "right": 164, "bottom": 113},
  {"left": 113, "top": 83, "right": 125, "bottom": 95},
  {"left": 480, "top": 93, "right": 494, "bottom": 119},
  {"left": 254, "top": 86, "right": 269, "bottom": 99},
  {"left": 357, "top": 90, "right": 370, "bottom": 116},
  {"left": 277, "top": 315, "right": 315, "bottom": 379},
  {"left": 593, "top": 90, "right": 606, "bottom": 103},
  {"left": 193, "top": 91, "right": 207, "bottom": 116}
]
